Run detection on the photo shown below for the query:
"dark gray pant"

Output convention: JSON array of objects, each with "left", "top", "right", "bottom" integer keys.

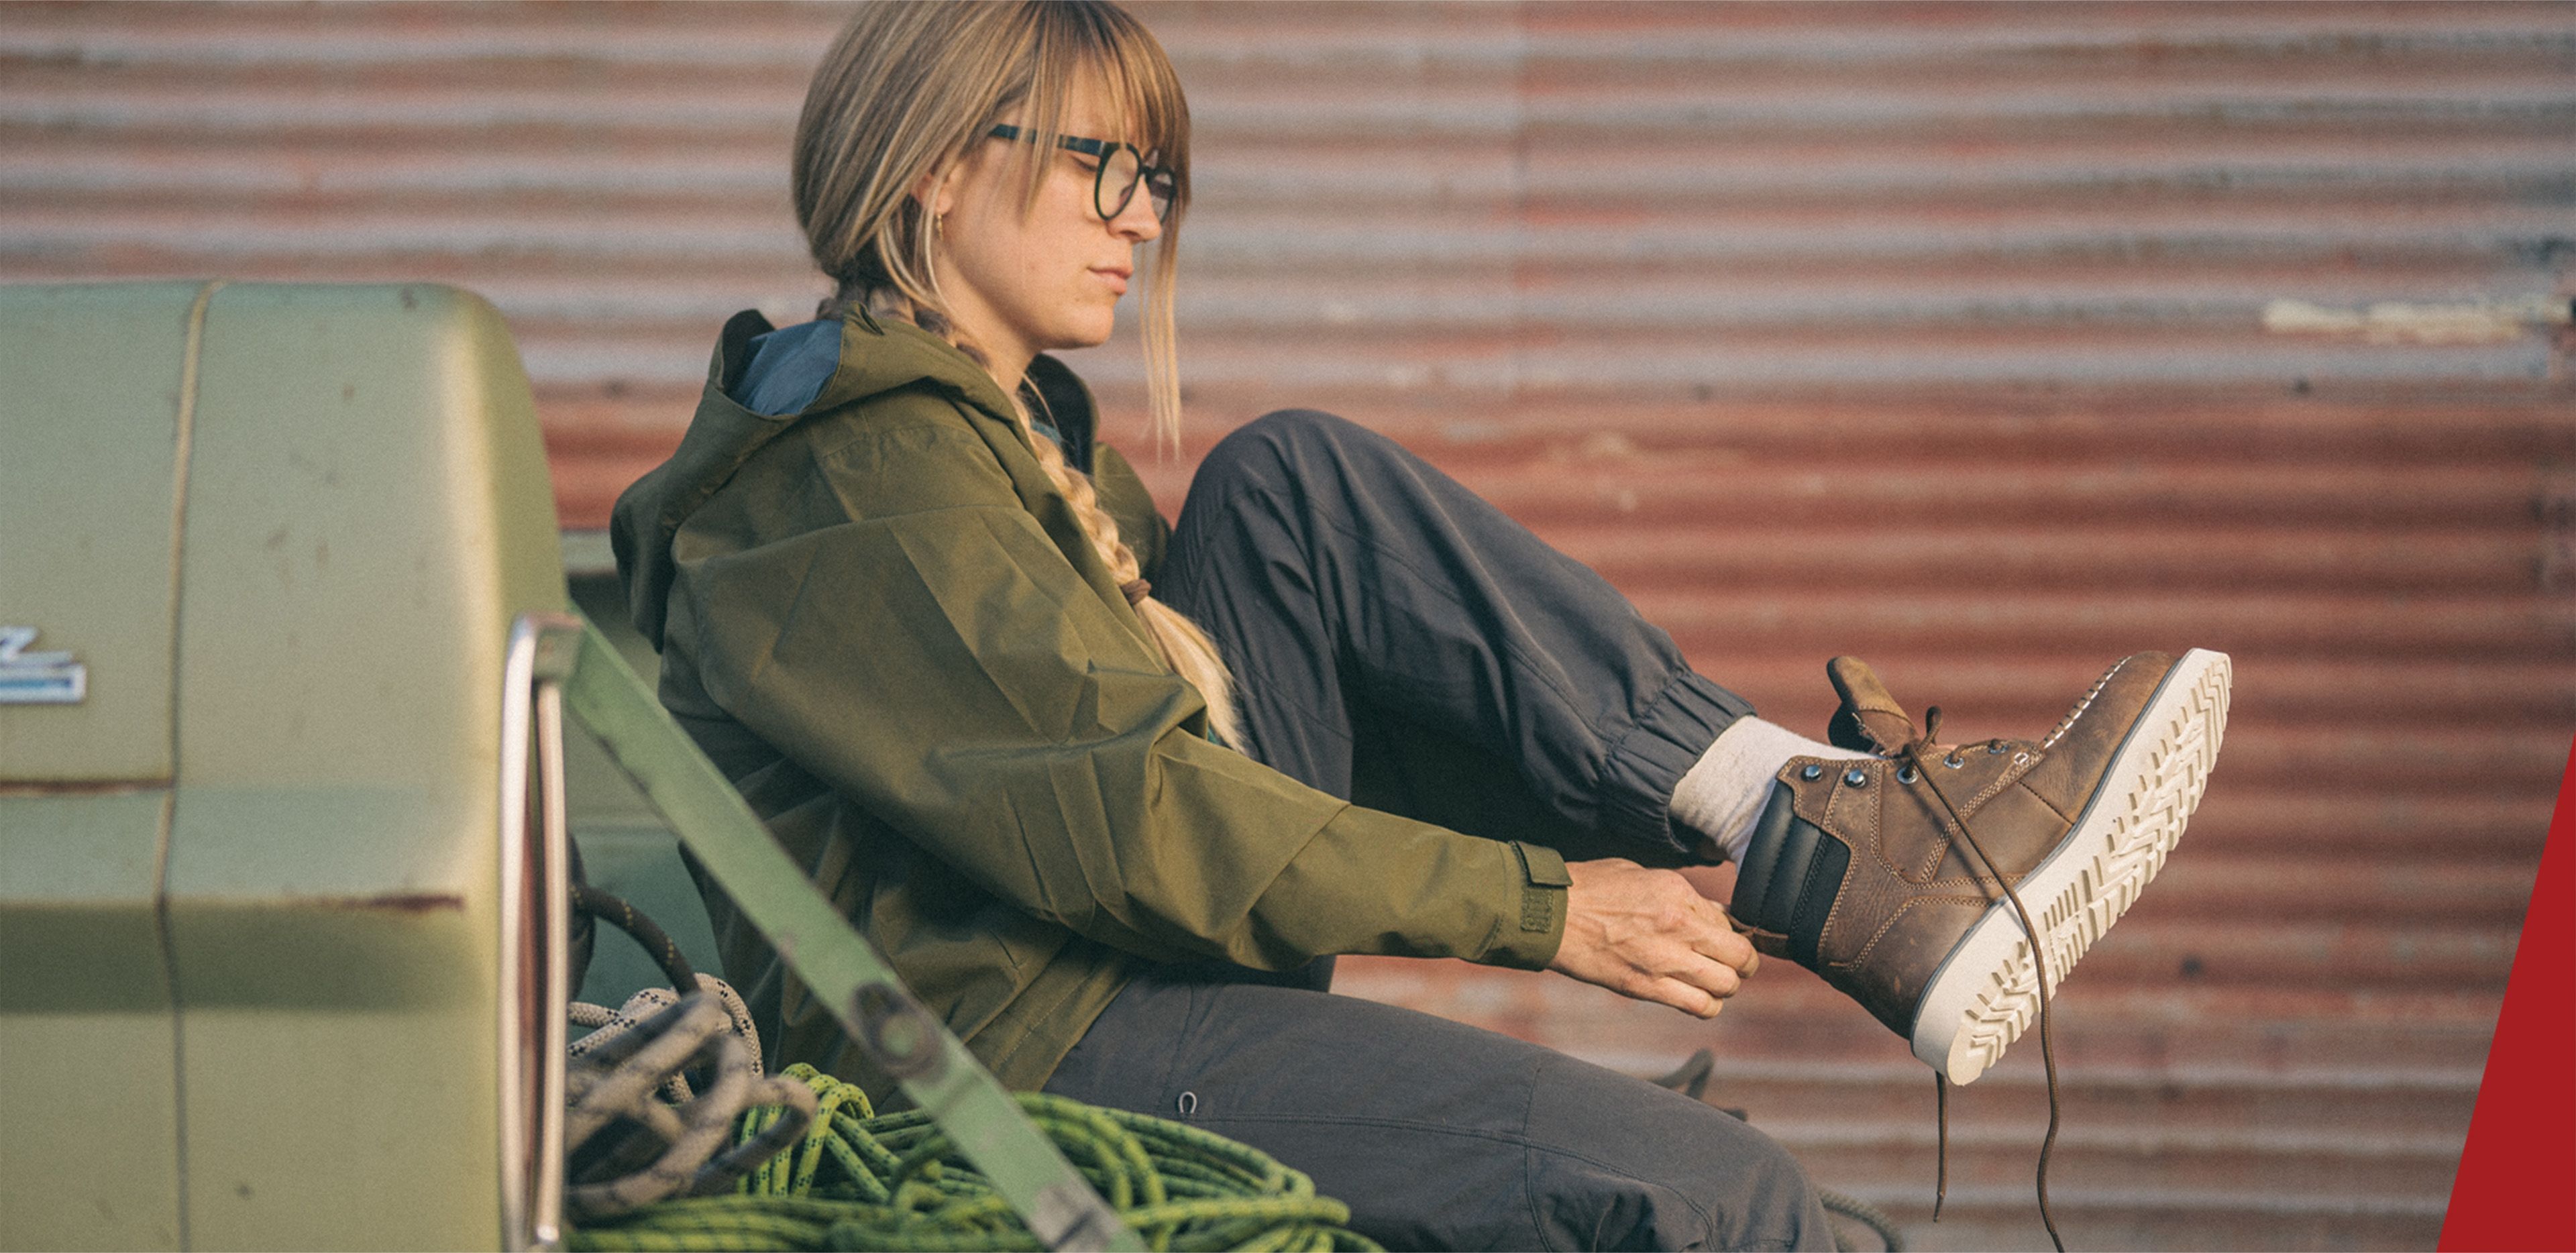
[{"left": 1042, "top": 411, "right": 1831, "bottom": 1251}]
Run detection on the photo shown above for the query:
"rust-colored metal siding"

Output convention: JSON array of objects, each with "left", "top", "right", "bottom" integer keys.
[{"left": 5, "top": 3, "right": 2569, "bottom": 1249}]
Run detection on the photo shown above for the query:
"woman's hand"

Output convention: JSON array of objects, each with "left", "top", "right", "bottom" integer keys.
[{"left": 1546, "top": 857, "right": 1760, "bottom": 1018}]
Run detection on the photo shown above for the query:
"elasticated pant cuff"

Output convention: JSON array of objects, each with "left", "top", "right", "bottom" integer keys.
[{"left": 1597, "top": 671, "right": 1757, "bottom": 859}]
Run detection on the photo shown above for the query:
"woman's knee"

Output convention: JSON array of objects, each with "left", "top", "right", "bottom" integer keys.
[
  {"left": 1686, "top": 1113, "right": 1833, "bottom": 1251},
  {"left": 1193, "top": 408, "right": 1379, "bottom": 496},
  {"left": 1525, "top": 1056, "right": 1833, "bottom": 1250},
  {"left": 1238, "top": 406, "right": 1367, "bottom": 449},
  {"left": 1566, "top": 1115, "right": 1829, "bottom": 1250}
]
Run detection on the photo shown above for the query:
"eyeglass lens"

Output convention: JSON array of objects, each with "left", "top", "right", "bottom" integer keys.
[{"left": 1095, "top": 145, "right": 1175, "bottom": 222}]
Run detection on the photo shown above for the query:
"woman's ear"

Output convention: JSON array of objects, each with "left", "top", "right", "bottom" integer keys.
[{"left": 910, "top": 164, "right": 957, "bottom": 221}]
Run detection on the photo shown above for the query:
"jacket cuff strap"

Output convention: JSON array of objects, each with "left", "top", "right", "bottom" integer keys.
[{"left": 1485, "top": 842, "right": 1572, "bottom": 970}]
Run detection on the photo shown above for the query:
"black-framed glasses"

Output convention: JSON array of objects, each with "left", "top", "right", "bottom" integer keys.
[{"left": 986, "top": 123, "right": 1176, "bottom": 223}]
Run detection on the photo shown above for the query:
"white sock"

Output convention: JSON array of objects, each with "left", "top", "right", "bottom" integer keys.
[{"left": 1670, "top": 717, "right": 1872, "bottom": 865}]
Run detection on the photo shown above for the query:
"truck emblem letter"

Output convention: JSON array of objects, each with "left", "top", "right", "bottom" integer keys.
[{"left": 0, "top": 626, "right": 87, "bottom": 704}]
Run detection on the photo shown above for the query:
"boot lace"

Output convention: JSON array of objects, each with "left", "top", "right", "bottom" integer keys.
[{"left": 1899, "top": 707, "right": 2065, "bottom": 1252}]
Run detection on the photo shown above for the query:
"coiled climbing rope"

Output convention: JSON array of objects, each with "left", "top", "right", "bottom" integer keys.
[
  {"left": 563, "top": 989, "right": 816, "bottom": 1221},
  {"left": 559, "top": 890, "right": 1890, "bottom": 1252},
  {"left": 568, "top": 1064, "right": 1378, "bottom": 1252}
]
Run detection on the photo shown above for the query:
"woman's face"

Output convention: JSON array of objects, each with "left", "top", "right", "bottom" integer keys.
[{"left": 927, "top": 76, "right": 1163, "bottom": 377}]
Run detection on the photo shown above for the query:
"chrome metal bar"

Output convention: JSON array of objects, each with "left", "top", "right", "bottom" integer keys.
[
  {"left": 530, "top": 651, "right": 574, "bottom": 1250},
  {"left": 498, "top": 612, "right": 582, "bottom": 1253},
  {"left": 495, "top": 617, "right": 539, "bottom": 1252}
]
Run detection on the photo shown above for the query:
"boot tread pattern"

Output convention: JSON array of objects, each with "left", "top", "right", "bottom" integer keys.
[{"left": 1931, "top": 651, "right": 2231, "bottom": 1084}]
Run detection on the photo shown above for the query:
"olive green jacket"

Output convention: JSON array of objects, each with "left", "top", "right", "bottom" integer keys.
[{"left": 612, "top": 309, "right": 1570, "bottom": 1101}]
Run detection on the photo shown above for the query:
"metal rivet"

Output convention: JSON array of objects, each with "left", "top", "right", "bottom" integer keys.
[
  {"left": 1897, "top": 765, "right": 1920, "bottom": 784},
  {"left": 1988, "top": 743, "right": 2007, "bottom": 755},
  {"left": 1800, "top": 763, "right": 1825, "bottom": 781},
  {"left": 1943, "top": 753, "right": 1964, "bottom": 769},
  {"left": 1842, "top": 768, "right": 1869, "bottom": 787},
  {"left": 853, "top": 981, "right": 947, "bottom": 1082}
]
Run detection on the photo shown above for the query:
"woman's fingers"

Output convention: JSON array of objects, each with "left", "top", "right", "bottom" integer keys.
[
  {"left": 1646, "top": 935, "right": 1743, "bottom": 1003},
  {"left": 1686, "top": 910, "right": 1760, "bottom": 977},
  {"left": 1550, "top": 857, "right": 1767, "bottom": 1017},
  {"left": 1642, "top": 976, "right": 1725, "bottom": 1020},
  {"left": 1658, "top": 884, "right": 1757, "bottom": 981}
]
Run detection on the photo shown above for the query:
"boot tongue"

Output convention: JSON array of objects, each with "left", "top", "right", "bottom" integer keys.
[{"left": 1825, "top": 656, "right": 1919, "bottom": 755}]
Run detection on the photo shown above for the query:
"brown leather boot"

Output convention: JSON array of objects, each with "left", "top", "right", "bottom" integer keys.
[{"left": 1729, "top": 649, "right": 2231, "bottom": 1084}]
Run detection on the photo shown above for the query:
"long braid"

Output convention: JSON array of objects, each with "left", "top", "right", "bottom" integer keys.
[
  {"left": 1017, "top": 407, "right": 1244, "bottom": 749},
  {"left": 857, "top": 287, "right": 1245, "bottom": 748}
]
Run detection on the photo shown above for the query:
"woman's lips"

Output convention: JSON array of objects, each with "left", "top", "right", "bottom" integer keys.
[{"left": 1092, "top": 267, "right": 1130, "bottom": 295}]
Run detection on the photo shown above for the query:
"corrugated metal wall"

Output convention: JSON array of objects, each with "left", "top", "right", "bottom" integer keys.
[{"left": 6, "top": 3, "right": 2569, "bottom": 1248}]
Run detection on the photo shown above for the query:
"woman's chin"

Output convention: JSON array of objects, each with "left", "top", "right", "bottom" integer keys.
[{"left": 1047, "top": 321, "right": 1119, "bottom": 353}]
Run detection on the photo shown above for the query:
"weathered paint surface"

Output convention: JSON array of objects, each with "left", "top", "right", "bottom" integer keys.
[
  {"left": 3, "top": 4, "right": 2569, "bottom": 1248},
  {"left": 0, "top": 284, "right": 568, "bottom": 1250}
]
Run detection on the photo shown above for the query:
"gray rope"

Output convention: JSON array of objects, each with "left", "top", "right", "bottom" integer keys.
[
  {"left": 564, "top": 985, "right": 816, "bottom": 1220},
  {"left": 571, "top": 975, "right": 763, "bottom": 1105}
]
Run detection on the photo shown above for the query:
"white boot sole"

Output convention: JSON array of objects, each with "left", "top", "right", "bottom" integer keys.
[{"left": 1909, "top": 648, "right": 2233, "bottom": 1085}]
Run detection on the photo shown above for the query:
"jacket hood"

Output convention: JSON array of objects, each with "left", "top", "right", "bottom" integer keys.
[{"left": 609, "top": 309, "right": 1099, "bottom": 649}]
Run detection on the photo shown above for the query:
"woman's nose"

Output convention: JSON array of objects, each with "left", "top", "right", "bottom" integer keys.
[{"left": 1109, "top": 190, "right": 1160, "bottom": 243}]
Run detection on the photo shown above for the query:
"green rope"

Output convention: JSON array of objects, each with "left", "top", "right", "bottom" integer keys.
[{"left": 569, "top": 1065, "right": 1381, "bottom": 1252}]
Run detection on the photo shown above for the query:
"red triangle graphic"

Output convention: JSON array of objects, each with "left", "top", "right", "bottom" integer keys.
[{"left": 2439, "top": 737, "right": 2576, "bottom": 1251}]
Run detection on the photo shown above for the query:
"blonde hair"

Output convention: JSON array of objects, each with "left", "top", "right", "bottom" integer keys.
[{"left": 792, "top": 0, "right": 1241, "bottom": 747}]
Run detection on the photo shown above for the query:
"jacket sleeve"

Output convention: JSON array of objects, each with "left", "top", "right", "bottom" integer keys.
[{"left": 667, "top": 420, "right": 1566, "bottom": 973}]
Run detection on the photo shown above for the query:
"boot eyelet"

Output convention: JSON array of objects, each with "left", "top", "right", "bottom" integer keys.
[
  {"left": 1800, "top": 763, "right": 1825, "bottom": 781},
  {"left": 1842, "top": 768, "right": 1868, "bottom": 787},
  {"left": 1896, "top": 765, "right": 1920, "bottom": 784},
  {"left": 1988, "top": 743, "right": 2006, "bottom": 755},
  {"left": 1943, "top": 753, "right": 1964, "bottom": 769}
]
